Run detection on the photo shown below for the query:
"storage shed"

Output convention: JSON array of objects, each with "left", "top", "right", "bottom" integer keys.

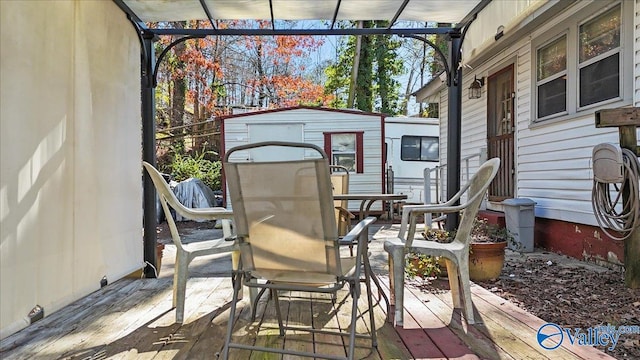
[{"left": 221, "top": 106, "right": 386, "bottom": 213}]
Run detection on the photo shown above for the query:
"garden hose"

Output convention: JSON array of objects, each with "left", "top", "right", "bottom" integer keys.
[{"left": 592, "top": 148, "right": 640, "bottom": 241}]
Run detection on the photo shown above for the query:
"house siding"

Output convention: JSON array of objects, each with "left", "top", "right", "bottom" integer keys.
[
  {"left": 438, "top": 0, "right": 635, "bottom": 227},
  {"left": 425, "top": 0, "right": 638, "bottom": 265}
]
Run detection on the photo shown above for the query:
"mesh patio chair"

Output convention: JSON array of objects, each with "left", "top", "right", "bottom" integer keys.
[
  {"left": 330, "top": 164, "right": 355, "bottom": 237},
  {"left": 143, "top": 161, "right": 238, "bottom": 323},
  {"left": 221, "top": 141, "right": 377, "bottom": 360},
  {"left": 330, "top": 164, "right": 358, "bottom": 257},
  {"left": 384, "top": 158, "right": 500, "bottom": 326}
]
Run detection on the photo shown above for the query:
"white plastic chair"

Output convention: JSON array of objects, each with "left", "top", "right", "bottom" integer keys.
[
  {"left": 143, "top": 161, "right": 238, "bottom": 323},
  {"left": 384, "top": 158, "right": 500, "bottom": 326},
  {"left": 221, "top": 141, "right": 377, "bottom": 360}
]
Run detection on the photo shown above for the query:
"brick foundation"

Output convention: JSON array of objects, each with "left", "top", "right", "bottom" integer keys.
[{"left": 479, "top": 210, "right": 624, "bottom": 267}]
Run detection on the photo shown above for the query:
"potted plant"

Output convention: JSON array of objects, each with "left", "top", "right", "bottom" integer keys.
[
  {"left": 467, "top": 218, "right": 516, "bottom": 281},
  {"left": 156, "top": 242, "right": 165, "bottom": 275},
  {"left": 417, "top": 218, "right": 518, "bottom": 281},
  {"left": 405, "top": 252, "right": 442, "bottom": 279}
]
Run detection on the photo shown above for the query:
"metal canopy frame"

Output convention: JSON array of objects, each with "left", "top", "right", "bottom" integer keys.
[{"left": 111, "top": 0, "right": 491, "bottom": 277}]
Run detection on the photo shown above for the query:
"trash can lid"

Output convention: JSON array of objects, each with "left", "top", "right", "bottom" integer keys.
[{"left": 502, "top": 198, "right": 536, "bottom": 206}]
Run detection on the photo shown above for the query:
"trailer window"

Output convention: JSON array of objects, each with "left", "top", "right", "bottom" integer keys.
[
  {"left": 401, "top": 136, "right": 439, "bottom": 161},
  {"left": 323, "top": 132, "right": 364, "bottom": 173}
]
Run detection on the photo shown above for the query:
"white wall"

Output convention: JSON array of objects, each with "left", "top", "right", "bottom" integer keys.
[
  {"left": 0, "top": 0, "right": 142, "bottom": 338},
  {"left": 435, "top": 0, "right": 637, "bottom": 226}
]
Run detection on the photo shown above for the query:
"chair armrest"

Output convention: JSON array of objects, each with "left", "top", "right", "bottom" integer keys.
[
  {"left": 335, "top": 206, "right": 356, "bottom": 219},
  {"left": 340, "top": 216, "right": 376, "bottom": 246},
  {"left": 398, "top": 204, "right": 464, "bottom": 244},
  {"left": 176, "top": 207, "right": 234, "bottom": 222}
]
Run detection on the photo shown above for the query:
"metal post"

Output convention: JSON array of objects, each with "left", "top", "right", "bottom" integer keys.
[
  {"left": 142, "top": 33, "right": 158, "bottom": 278},
  {"left": 424, "top": 167, "right": 432, "bottom": 227},
  {"left": 445, "top": 31, "right": 463, "bottom": 231}
]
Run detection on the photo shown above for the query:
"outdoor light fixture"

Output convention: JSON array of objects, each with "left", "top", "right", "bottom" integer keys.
[{"left": 468, "top": 75, "right": 484, "bottom": 99}]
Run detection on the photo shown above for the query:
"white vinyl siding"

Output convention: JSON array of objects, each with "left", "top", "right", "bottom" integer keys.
[{"left": 432, "top": 0, "right": 637, "bottom": 227}]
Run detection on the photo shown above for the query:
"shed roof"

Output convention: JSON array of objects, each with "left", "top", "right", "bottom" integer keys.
[{"left": 218, "top": 106, "right": 385, "bottom": 121}]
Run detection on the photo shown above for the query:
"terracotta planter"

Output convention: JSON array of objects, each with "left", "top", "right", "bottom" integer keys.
[
  {"left": 156, "top": 243, "right": 165, "bottom": 274},
  {"left": 437, "top": 257, "right": 448, "bottom": 276},
  {"left": 468, "top": 241, "right": 506, "bottom": 281},
  {"left": 126, "top": 243, "right": 165, "bottom": 279}
]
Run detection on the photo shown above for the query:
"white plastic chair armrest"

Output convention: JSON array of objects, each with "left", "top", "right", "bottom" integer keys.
[{"left": 175, "top": 207, "right": 234, "bottom": 222}]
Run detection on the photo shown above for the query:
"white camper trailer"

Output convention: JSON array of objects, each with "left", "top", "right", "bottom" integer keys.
[{"left": 384, "top": 117, "right": 440, "bottom": 204}]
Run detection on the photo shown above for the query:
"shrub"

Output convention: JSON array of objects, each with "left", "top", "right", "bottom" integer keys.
[
  {"left": 405, "top": 253, "right": 442, "bottom": 279},
  {"left": 169, "top": 152, "right": 222, "bottom": 191}
]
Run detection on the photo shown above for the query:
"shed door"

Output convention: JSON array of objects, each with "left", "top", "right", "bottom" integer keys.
[
  {"left": 248, "top": 123, "right": 304, "bottom": 161},
  {"left": 487, "top": 65, "right": 515, "bottom": 201}
]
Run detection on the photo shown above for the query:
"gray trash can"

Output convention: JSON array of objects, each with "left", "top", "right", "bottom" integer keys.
[{"left": 502, "top": 198, "right": 536, "bottom": 252}]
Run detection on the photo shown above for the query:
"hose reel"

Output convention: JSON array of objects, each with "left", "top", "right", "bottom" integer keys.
[{"left": 591, "top": 143, "right": 640, "bottom": 241}]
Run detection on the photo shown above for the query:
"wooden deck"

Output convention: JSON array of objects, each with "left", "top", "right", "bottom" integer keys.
[{"left": 0, "top": 225, "right": 615, "bottom": 360}]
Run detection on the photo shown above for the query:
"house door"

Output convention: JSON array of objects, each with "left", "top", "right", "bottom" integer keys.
[{"left": 487, "top": 65, "right": 515, "bottom": 201}]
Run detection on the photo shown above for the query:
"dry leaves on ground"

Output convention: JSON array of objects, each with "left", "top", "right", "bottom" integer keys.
[{"left": 476, "top": 253, "right": 640, "bottom": 359}]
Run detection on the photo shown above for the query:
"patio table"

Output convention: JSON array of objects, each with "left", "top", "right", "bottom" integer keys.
[{"left": 333, "top": 193, "right": 408, "bottom": 220}]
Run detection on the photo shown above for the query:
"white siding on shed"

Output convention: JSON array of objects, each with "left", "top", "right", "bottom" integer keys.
[{"left": 223, "top": 108, "right": 384, "bottom": 211}]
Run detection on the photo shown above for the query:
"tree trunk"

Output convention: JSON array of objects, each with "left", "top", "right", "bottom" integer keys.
[
  {"left": 347, "top": 21, "right": 363, "bottom": 108},
  {"left": 170, "top": 21, "right": 187, "bottom": 151},
  {"left": 355, "top": 21, "right": 374, "bottom": 112}
]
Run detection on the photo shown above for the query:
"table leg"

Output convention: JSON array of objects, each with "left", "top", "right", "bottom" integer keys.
[
  {"left": 387, "top": 255, "right": 395, "bottom": 323},
  {"left": 358, "top": 200, "right": 367, "bottom": 221},
  {"left": 359, "top": 223, "right": 390, "bottom": 313}
]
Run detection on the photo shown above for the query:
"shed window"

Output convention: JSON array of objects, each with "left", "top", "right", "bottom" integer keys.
[
  {"left": 400, "top": 136, "right": 439, "bottom": 161},
  {"left": 324, "top": 132, "right": 364, "bottom": 173}
]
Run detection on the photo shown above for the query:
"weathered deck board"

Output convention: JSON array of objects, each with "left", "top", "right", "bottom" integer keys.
[
  {"left": 470, "top": 286, "right": 616, "bottom": 360},
  {"left": 0, "top": 279, "right": 145, "bottom": 358},
  {"left": 312, "top": 292, "right": 349, "bottom": 358},
  {"left": 402, "top": 289, "right": 478, "bottom": 359},
  {"left": 248, "top": 291, "right": 287, "bottom": 360},
  {"left": 0, "top": 224, "right": 618, "bottom": 360},
  {"left": 282, "top": 292, "right": 315, "bottom": 359}
]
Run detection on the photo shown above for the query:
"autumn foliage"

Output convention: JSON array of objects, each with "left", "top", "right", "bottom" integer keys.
[{"left": 155, "top": 20, "right": 333, "bottom": 120}]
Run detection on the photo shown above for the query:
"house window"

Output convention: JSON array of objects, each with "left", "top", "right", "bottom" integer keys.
[
  {"left": 533, "top": 2, "right": 628, "bottom": 122},
  {"left": 323, "top": 132, "right": 364, "bottom": 173},
  {"left": 536, "top": 35, "right": 567, "bottom": 118},
  {"left": 578, "top": 5, "right": 620, "bottom": 107},
  {"left": 400, "top": 136, "right": 439, "bottom": 161}
]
